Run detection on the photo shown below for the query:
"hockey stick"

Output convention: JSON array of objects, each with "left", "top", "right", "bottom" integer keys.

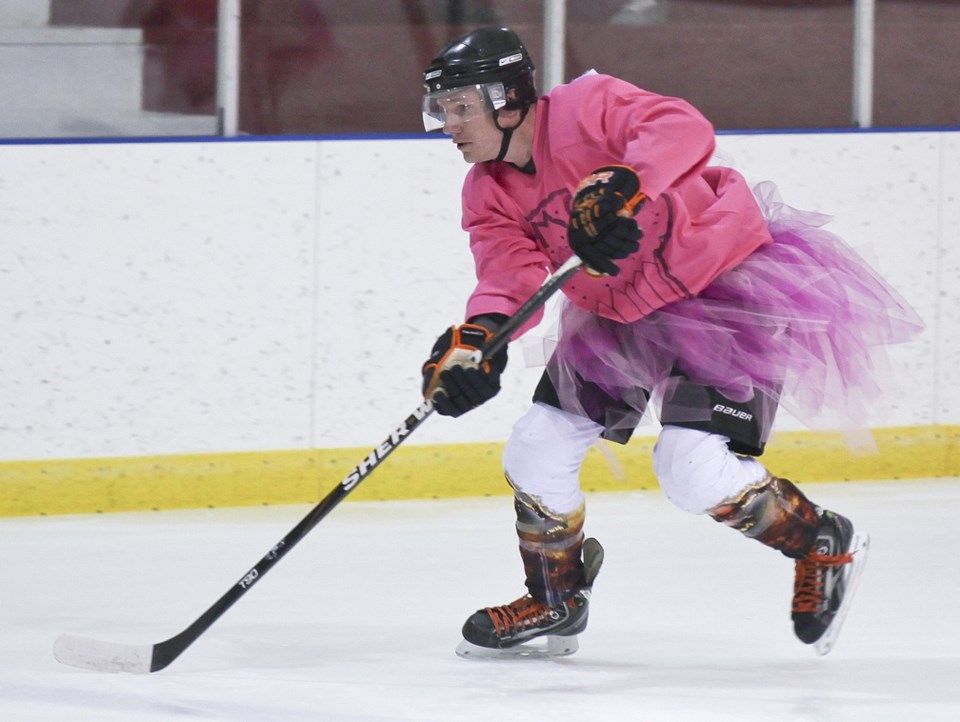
[{"left": 54, "top": 254, "right": 584, "bottom": 674}]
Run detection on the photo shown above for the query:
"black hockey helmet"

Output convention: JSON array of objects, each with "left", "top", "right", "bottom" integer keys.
[{"left": 422, "top": 27, "right": 537, "bottom": 131}]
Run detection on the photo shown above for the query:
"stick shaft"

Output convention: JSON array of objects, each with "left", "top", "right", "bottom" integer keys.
[
  {"left": 479, "top": 255, "right": 582, "bottom": 360},
  {"left": 57, "top": 256, "right": 582, "bottom": 673},
  {"left": 150, "top": 401, "right": 436, "bottom": 671}
]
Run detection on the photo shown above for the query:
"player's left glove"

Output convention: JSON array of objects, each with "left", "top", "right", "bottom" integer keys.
[
  {"left": 421, "top": 321, "right": 508, "bottom": 417},
  {"left": 568, "top": 165, "right": 646, "bottom": 276}
]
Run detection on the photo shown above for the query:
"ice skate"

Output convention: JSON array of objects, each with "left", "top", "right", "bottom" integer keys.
[
  {"left": 792, "top": 510, "right": 869, "bottom": 655},
  {"left": 456, "top": 537, "right": 603, "bottom": 659}
]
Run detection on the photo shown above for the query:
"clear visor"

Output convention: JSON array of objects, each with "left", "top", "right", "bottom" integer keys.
[{"left": 421, "top": 82, "right": 506, "bottom": 132}]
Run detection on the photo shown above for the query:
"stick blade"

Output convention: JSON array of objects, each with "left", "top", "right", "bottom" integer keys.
[{"left": 54, "top": 633, "right": 155, "bottom": 674}]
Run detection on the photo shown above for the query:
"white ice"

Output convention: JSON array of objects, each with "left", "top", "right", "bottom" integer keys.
[{"left": 3, "top": 479, "right": 959, "bottom": 721}]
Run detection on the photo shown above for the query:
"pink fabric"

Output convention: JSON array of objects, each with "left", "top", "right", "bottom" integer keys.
[
  {"left": 454, "top": 72, "right": 925, "bottom": 436},
  {"left": 462, "top": 73, "right": 773, "bottom": 331},
  {"left": 544, "top": 183, "right": 926, "bottom": 433}
]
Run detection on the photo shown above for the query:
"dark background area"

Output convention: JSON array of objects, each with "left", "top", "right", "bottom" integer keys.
[{"left": 47, "top": 0, "right": 960, "bottom": 134}]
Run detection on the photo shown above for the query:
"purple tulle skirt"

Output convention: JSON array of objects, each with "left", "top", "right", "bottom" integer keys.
[{"left": 543, "top": 182, "right": 925, "bottom": 437}]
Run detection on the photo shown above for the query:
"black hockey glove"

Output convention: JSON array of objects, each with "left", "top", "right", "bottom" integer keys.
[
  {"left": 568, "top": 165, "right": 647, "bottom": 276},
  {"left": 421, "top": 321, "right": 508, "bottom": 418}
]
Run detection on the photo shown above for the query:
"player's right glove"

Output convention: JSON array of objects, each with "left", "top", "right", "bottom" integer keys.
[
  {"left": 568, "top": 165, "right": 646, "bottom": 276},
  {"left": 421, "top": 321, "right": 508, "bottom": 417}
]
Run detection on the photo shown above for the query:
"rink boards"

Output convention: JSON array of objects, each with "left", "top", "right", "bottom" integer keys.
[{"left": 1, "top": 130, "right": 957, "bottom": 516}]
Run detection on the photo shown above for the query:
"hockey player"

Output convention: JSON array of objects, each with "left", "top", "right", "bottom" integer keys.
[{"left": 419, "top": 27, "right": 923, "bottom": 658}]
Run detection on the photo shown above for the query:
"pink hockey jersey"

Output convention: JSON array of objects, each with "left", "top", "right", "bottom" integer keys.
[{"left": 461, "top": 73, "right": 773, "bottom": 331}]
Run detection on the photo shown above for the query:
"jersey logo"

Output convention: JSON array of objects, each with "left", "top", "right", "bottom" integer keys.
[
  {"left": 525, "top": 188, "right": 571, "bottom": 251},
  {"left": 524, "top": 188, "right": 694, "bottom": 320}
]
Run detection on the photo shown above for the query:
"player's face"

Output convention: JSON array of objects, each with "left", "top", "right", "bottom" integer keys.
[{"left": 435, "top": 90, "right": 501, "bottom": 164}]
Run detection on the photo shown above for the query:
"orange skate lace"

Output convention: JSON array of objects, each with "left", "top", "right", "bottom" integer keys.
[
  {"left": 485, "top": 595, "right": 563, "bottom": 636},
  {"left": 792, "top": 551, "right": 853, "bottom": 613}
]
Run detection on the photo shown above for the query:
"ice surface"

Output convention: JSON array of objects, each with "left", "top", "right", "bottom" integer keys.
[{"left": 2, "top": 480, "right": 959, "bottom": 721}]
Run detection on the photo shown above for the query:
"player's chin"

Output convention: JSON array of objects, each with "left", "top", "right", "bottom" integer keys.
[
  {"left": 460, "top": 148, "right": 493, "bottom": 163},
  {"left": 457, "top": 144, "right": 488, "bottom": 164}
]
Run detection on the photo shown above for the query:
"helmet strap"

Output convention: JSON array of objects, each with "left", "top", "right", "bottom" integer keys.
[{"left": 492, "top": 105, "right": 530, "bottom": 163}]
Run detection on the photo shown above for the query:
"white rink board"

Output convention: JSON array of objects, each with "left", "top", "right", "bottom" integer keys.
[{"left": 0, "top": 131, "right": 954, "bottom": 461}]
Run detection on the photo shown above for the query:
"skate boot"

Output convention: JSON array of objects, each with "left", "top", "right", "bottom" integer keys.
[
  {"left": 792, "top": 510, "right": 870, "bottom": 655},
  {"left": 456, "top": 537, "right": 604, "bottom": 659},
  {"left": 709, "top": 474, "right": 869, "bottom": 655}
]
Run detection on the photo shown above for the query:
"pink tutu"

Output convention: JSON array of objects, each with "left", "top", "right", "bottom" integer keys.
[{"left": 544, "top": 181, "right": 925, "bottom": 435}]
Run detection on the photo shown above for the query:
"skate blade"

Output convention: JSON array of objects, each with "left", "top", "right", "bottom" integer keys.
[
  {"left": 814, "top": 532, "right": 870, "bottom": 656},
  {"left": 455, "top": 634, "right": 579, "bottom": 660}
]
